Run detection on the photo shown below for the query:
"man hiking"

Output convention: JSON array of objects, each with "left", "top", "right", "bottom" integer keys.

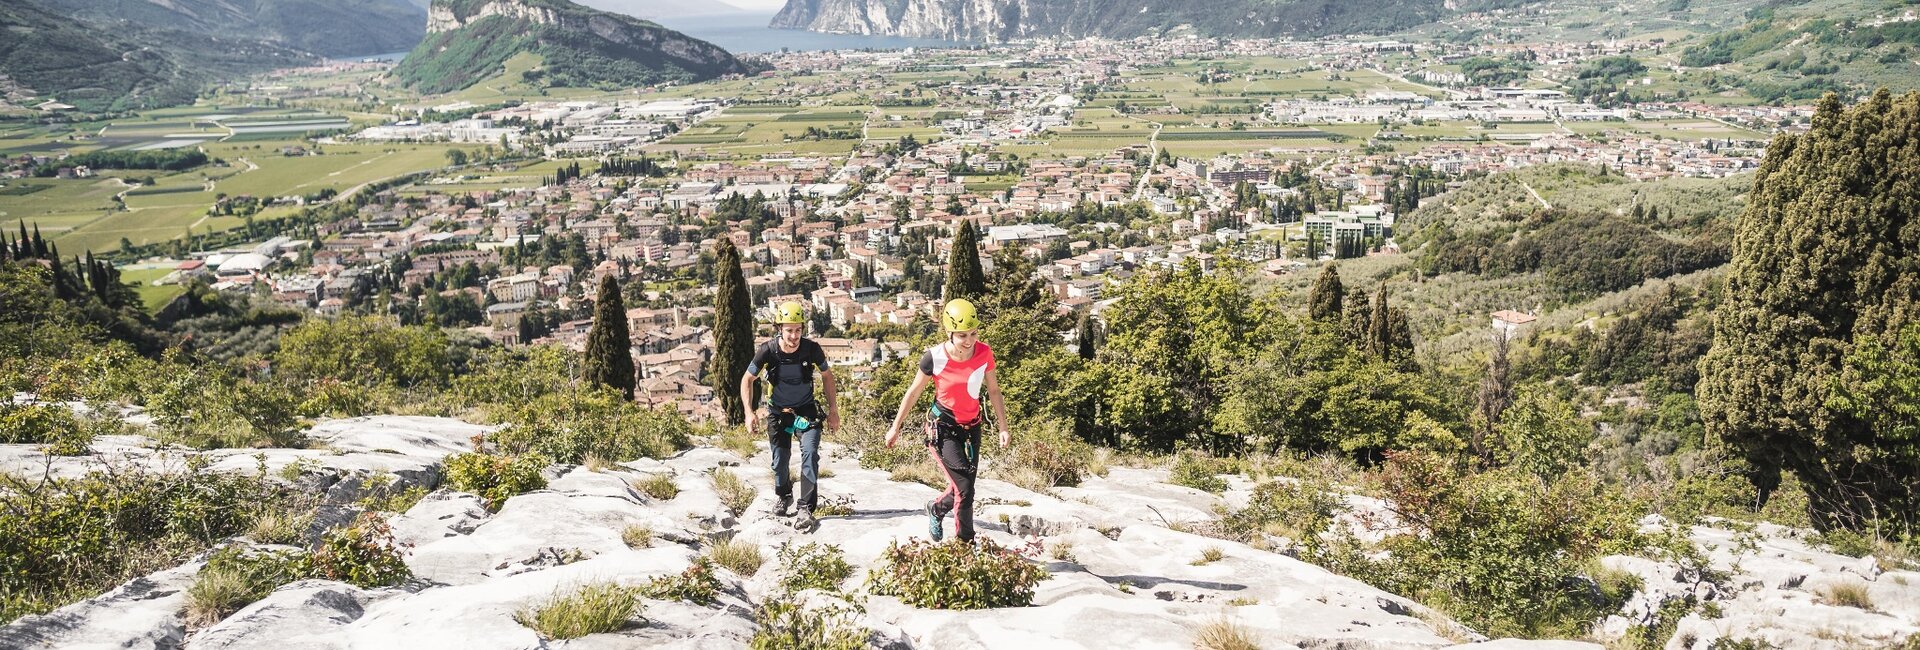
[
  {"left": 741, "top": 301, "right": 839, "bottom": 532},
  {"left": 885, "top": 298, "right": 1011, "bottom": 544}
]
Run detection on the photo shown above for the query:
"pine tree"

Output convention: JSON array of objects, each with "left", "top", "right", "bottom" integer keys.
[
  {"left": 582, "top": 276, "right": 636, "bottom": 400},
  {"left": 943, "top": 219, "right": 987, "bottom": 302},
  {"left": 1309, "top": 263, "right": 1344, "bottom": 321},
  {"left": 1699, "top": 90, "right": 1920, "bottom": 534},
  {"left": 707, "top": 236, "right": 755, "bottom": 425}
]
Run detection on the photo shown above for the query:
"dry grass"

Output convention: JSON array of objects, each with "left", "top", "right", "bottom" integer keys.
[
  {"left": 1821, "top": 581, "right": 1875, "bottom": 610},
  {"left": 707, "top": 537, "right": 764, "bottom": 577},
  {"left": 1193, "top": 616, "right": 1259, "bottom": 650},
  {"left": 515, "top": 582, "right": 640, "bottom": 640},
  {"left": 711, "top": 468, "right": 755, "bottom": 517},
  {"left": 633, "top": 474, "right": 679, "bottom": 501},
  {"left": 718, "top": 425, "right": 760, "bottom": 458},
  {"left": 183, "top": 565, "right": 253, "bottom": 629},
  {"left": 1049, "top": 542, "right": 1076, "bottom": 562},
  {"left": 582, "top": 454, "right": 615, "bottom": 473},
  {"left": 622, "top": 525, "right": 653, "bottom": 549},
  {"left": 1191, "top": 547, "right": 1226, "bottom": 566},
  {"left": 245, "top": 509, "right": 312, "bottom": 546},
  {"left": 889, "top": 462, "right": 947, "bottom": 489}
]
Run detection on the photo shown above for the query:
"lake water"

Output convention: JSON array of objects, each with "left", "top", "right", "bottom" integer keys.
[{"left": 652, "top": 12, "right": 976, "bottom": 53}]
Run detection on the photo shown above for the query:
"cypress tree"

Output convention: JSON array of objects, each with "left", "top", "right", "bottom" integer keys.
[
  {"left": 943, "top": 219, "right": 987, "bottom": 302},
  {"left": 1367, "top": 284, "right": 1392, "bottom": 359},
  {"left": 1699, "top": 90, "right": 1920, "bottom": 533},
  {"left": 582, "top": 275, "right": 636, "bottom": 400},
  {"left": 1340, "top": 288, "right": 1371, "bottom": 346},
  {"left": 1309, "top": 263, "right": 1344, "bottom": 321},
  {"left": 1076, "top": 313, "right": 1097, "bottom": 360},
  {"left": 708, "top": 236, "right": 754, "bottom": 425}
]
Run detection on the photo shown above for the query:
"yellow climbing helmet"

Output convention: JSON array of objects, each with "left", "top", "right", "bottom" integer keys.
[
  {"left": 773, "top": 301, "right": 807, "bottom": 325},
  {"left": 942, "top": 298, "right": 980, "bottom": 332}
]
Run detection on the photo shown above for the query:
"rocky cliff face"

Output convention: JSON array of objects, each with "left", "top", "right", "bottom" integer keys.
[
  {"left": 768, "top": 0, "right": 1455, "bottom": 41},
  {"left": 425, "top": 0, "right": 563, "bottom": 32}
]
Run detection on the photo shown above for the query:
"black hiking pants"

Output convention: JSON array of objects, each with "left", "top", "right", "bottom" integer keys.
[
  {"left": 767, "top": 402, "right": 822, "bottom": 512},
  {"left": 928, "top": 421, "right": 982, "bottom": 541}
]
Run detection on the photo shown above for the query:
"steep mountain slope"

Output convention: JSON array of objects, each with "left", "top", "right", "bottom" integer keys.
[
  {"left": 34, "top": 0, "right": 428, "bottom": 58},
  {"left": 393, "top": 0, "right": 755, "bottom": 94},
  {"left": 0, "top": 2, "right": 313, "bottom": 112},
  {"left": 766, "top": 0, "right": 1541, "bottom": 41},
  {"left": 575, "top": 0, "right": 746, "bottom": 19}
]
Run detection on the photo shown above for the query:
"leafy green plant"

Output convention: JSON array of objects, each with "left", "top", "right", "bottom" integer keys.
[
  {"left": 0, "top": 460, "right": 295, "bottom": 621},
  {"left": 516, "top": 582, "right": 641, "bottom": 640},
  {"left": 1170, "top": 452, "right": 1234, "bottom": 493},
  {"left": 489, "top": 388, "right": 690, "bottom": 464},
  {"left": 707, "top": 537, "right": 764, "bottom": 577},
  {"left": 308, "top": 513, "right": 411, "bottom": 589},
  {"left": 444, "top": 451, "right": 549, "bottom": 510},
  {"left": 868, "top": 539, "right": 1048, "bottom": 610},
  {"left": 750, "top": 596, "right": 871, "bottom": 650},
  {"left": 711, "top": 468, "right": 755, "bottom": 518},
  {"left": 1219, "top": 477, "right": 1344, "bottom": 553},
  {"left": 641, "top": 557, "right": 722, "bottom": 605},
  {"left": 776, "top": 542, "right": 853, "bottom": 593}
]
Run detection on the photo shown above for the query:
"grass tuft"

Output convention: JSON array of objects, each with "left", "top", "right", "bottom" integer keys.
[
  {"left": 633, "top": 473, "right": 679, "bottom": 501},
  {"left": 711, "top": 468, "right": 755, "bottom": 517},
  {"left": 622, "top": 525, "right": 653, "bottom": 549},
  {"left": 515, "top": 582, "right": 640, "bottom": 640},
  {"left": 1821, "top": 581, "right": 1874, "bottom": 610},
  {"left": 707, "top": 537, "right": 764, "bottom": 577},
  {"left": 1193, "top": 616, "right": 1260, "bottom": 650}
]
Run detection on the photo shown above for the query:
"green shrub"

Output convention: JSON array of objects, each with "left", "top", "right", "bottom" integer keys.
[
  {"left": 1170, "top": 452, "right": 1235, "bottom": 493},
  {"left": 516, "top": 582, "right": 641, "bottom": 640},
  {"left": 711, "top": 468, "right": 755, "bottom": 518},
  {"left": 750, "top": 596, "right": 871, "bottom": 650},
  {"left": 0, "top": 403, "right": 78, "bottom": 445},
  {"left": 308, "top": 513, "right": 411, "bottom": 589},
  {"left": 1337, "top": 451, "right": 1643, "bottom": 638},
  {"left": 868, "top": 539, "right": 1048, "bottom": 610},
  {"left": 444, "top": 451, "right": 549, "bottom": 510},
  {"left": 275, "top": 316, "right": 453, "bottom": 389},
  {"left": 489, "top": 388, "right": 690, "bottom": 464},
  {"left": 633, "top": 473, "right": 679, "bottom": 501},
  {"left": 1220, "top": 478, "right": 1344, "bottom": 553},
  {"left": 776, "top": 542, "right": 853, "bottom": 593},
  {"left": 708, "top": 537, "right": 764, "bottom": 577},
  {"left": 992, "top": 417, "right": 1096, "bottom": 489},
  {"left": 186, "top": 546, "right": 313, "bottom": 627},
  {"left": 1815, "top": 528, "right": 1877, "bottom": 558},
  {"left": 0, "top": 461, "right": 295, "bottom": 621},
  {"left": 641, "top": 557, "right": 722, "bottom": 605}
]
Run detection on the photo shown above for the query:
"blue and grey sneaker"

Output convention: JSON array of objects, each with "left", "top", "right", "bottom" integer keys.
[{"left": 925, "top": 500, "right": 944, "bottom": 541}]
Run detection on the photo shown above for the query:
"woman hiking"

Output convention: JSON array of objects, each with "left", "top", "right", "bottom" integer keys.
[{"left": 885, "top": 298, "right": 1011, "bottom": 544}]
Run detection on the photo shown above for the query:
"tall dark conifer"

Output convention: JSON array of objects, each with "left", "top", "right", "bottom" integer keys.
[
  {"left": 582, "top": 275, "right": 636, "bottom": 400},
  {"left": 1699, "top": 90, "right": 1920, "bottom": 533},
  {"left": 1309, "top": 264, "right": 1344, "bottom": 321},
  {"left": 708, "top": 236, "right": 754, "bottom": 425},
  {"left": 943, "top": 219, "right": 987, "bottom": 302}
]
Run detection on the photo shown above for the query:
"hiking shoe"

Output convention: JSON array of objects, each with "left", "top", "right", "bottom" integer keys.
[
  {"left": 793, "top": 509, "right": 817, "bottom": 533},
  {"left": 925, "top": 501, "right": 944, "bottom": 541},
  {"left": 774, "top": 495, "right": 792, "bottom": 517}
]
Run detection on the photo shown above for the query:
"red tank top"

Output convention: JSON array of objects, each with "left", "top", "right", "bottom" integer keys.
[{"left": 919, "top": 341, "right": 995, "bottom": 424}]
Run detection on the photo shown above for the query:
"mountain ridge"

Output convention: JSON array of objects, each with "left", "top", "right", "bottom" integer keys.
[
  {"left": 32, "top": 0, "right": 428, "bottom": 58},
  {"left": 393, "top": 0, "right": 756, "bottom": 95}
]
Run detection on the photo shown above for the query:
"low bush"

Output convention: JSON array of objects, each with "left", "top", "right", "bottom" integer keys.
[
  {"left": 444, "top": 452, "right": 549, "bottom": 510},
  {"left": 641, "top": 557, "right": 722, "bottom": 605},
  {"left": 186, "top": 546, "right": 312, "bottom": 627},
  {"left": 1219, "top": 477, "right": 1344, "bottom": 553},
  {"left": 633, "top": 473, "right": 679, "bottom": 501},
  {"left": 868, "top": 539, "right": 1048, "bottom": 610},
  {"left": 708, "top": 537, "right": 764, "bottom": 577},
  {"left": 711, "top": 468, "right": 755, "bottom": 517},
  {"left": 776, "top": 542, "right": 853, "bottom": 593},
  {"left": 0, "top": 403, "right": 77, "bottom": 445},
  {"left": 489, "top": 388, "right": 690, "bottom": 464},
  {"left": 1170, "top": 452, "right": 1236, "bottom": 493},
  {"left": 516, "top": 582, "right": 641, "bottom": 640},
  {"left": 991, "top": 417, "right": 1097, "bottom": 490},
  {"left": 0, "top": 460, "right": 296, "bottom": 621},
  {"left": 308, "top": 513, "right": 411, "bottom": 588},
  {"left": 749, "top": 596, "right": 871, "bottom": 650}
]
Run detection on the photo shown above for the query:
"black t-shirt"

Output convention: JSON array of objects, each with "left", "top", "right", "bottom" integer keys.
[{"left": 748, "top": 338, "right": 827, "bottom": 409}]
